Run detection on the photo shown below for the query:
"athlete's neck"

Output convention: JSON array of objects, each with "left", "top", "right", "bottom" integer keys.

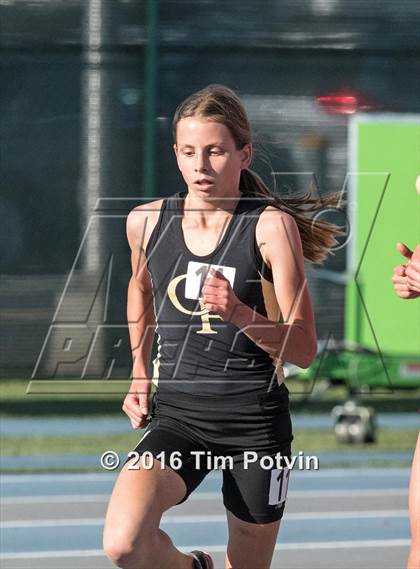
[{"left": 183, "top": 190, "right": 242, "bottom": 223}]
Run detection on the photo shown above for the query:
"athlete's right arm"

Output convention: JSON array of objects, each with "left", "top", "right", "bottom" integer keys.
[{"left": 123, "top": 207, "right": 156, "bottom": 429}]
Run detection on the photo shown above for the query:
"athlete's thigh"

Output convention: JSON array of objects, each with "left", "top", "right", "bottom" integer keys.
[
  {"left": 104, "top": 435, "right": 184, "bottom": 546},
  {"left": 222, "top": 444, "right": 292, "bottom": 525},
  {"left": 104, "top": 458, "right": 184, "bottom": 545},
  {"left": 104, "top": 419, "right": 209, "bottom": 544}
]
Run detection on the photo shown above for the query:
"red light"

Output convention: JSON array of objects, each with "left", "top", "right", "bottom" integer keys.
[{"left": 316, "top": 91, "right": 373, "bottom": 115}]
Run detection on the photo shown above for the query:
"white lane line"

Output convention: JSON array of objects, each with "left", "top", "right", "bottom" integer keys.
[
  {"left": 0, "top": 539, "right": 411, "bottom": 560},
  {"left": 0, "top": 510, "right": 409, "bottom": 528},
  {"left": 0, "top": 468, "right": 410, "bottom": 483},
  {"left": 1, "top": 494, "right": 111, "bottom": 504},
  {"left": 1, "top": 488, "right": 408, "bottom": 504},
  {"left": 287, "top": 489, "right": 408, "bottom": 498},
  {"left": 0, "top": 492, "right": 219, "bottom": 505},
  {"left": 184, "top": 539, "right": 412, "bottom": 552},
  {"left": 166, "top": 510, "right": 409, "bottom": 522},
  {"left": 0, "top": 549, "right": 106, "bottom": 560},
  {"left": 0, "top": 474, "right": 115, "bottom": 483},
  {"left": 1, "top": 518, "right": 104, "bottom": 528},
  {"left": 286, "top": 469, "right": 411, "bottom": 478},
  {"left": 180, "top": 539, "right": 412, "bottom": 552}
]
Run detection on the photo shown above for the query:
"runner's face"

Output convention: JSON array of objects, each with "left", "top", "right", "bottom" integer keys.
[{"left": 174, "top": 117, "right": 251, "bottom": 197}]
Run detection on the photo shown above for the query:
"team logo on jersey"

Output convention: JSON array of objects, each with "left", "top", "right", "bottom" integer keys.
[
  {"left": 167, "top": 273, "right": 221, "bottom": 334},
  {"left": 167, "top": 262, "right": 236, "bottom": 335}
]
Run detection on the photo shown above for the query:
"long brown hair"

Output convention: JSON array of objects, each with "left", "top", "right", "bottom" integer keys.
[{"left": 172, "top": 83, "right": 345, "bottom": 264}]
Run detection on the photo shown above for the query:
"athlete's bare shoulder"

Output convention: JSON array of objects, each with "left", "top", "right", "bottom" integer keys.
[
  {"left": 255, "top": 206, "right": 296, "bottom": 268},
  {"left": 126, "top": 198, "right": 164, "bottom": 253}
]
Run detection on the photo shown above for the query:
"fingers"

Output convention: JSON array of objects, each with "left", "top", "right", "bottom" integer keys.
[
  {"left": 203, "top": 269, "right": 229, "bottom": 292},
  {"left": 392, "top": 262, "right": 420, "bottom": 297},
  {"left": 407, "top": 257, "right": 420, "bottom": 273},
  {"left": 392, "top": 278, "right": 406, "bottom": 288},
  {"left": 396, "top": 242, "right": 413, "bottom": 259},
  {"left": 391, "top": 265, "right": 410, "bottom": 297},
  {"left": 204, "top": 273, "right": 223, "bottom": 287},
  {"left": 400, "top": 289, "right": 420, "bottom": 299},
  {"left": 202, "top": 279, "right": 221, "bottom": 290},
  {"left": 405, "top": 269, "right": 420, "bottom": 293},
  {"left": 205, "top": 268, "right": 228, "bottom": 283},
  {"left": 393, "top": 284, "right": 412, "bottom": 299},
  {"left": 406, "top": 282, "right": 420, "bottom": 294},
  {"left": 122, "top": 400, "right": 149, "bottom": 429},
  {"left": 393, "top": 264, "right": 406, "bottom": 277},
  {"left": 201, "top": 279, "right": 225, "bottom": 298},
  {"left": 392, "top": 271, "right": 407, "bottom": 285},
  {"left": 210, "top": 268, "right": 227, "bottom": 279},
  {"left": 122, "top": 387, "right": 150, "bottom": 429},
  {"left": 129, "top": 411, "right": 149, "bottom": 429},
  {"left": 202, "top": 293, "right": 220, "bottom": 302},
  {"left": 138, "top": 393, "right": 149, "bottom": 416},
  {"left": 201, "top": 294, "right": 220, "bottom": 309},
  {"left": 201, "top": 292, "right": 228, "bottom": 314}
]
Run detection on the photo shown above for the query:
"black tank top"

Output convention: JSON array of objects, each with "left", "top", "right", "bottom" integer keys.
[{"left": 146, "top": 190, "right": 282, "bottom": 398}]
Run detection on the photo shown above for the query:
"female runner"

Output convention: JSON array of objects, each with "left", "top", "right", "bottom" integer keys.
[{"left": 103, "top": 84, "right": 343, "bottom": 569}]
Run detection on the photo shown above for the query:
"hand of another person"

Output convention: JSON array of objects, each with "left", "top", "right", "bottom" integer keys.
[
  {"left": 405, "top": 244, "right": 420, "bottom": 294},
  {"left": 392, "top": 243, "right": 420, "bottom": 299}
]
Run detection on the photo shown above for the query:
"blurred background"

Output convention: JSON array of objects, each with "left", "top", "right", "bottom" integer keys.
[
  {"left": 2, "top": 0, "right": 420, "bottom": 376},
  {"left": 0, "top": 1, "right": 419, "bottom": 567}
]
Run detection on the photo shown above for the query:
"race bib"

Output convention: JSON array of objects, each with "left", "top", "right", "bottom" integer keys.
[{"left": 185, "top": 261, "right": 236, "bottom": 300}]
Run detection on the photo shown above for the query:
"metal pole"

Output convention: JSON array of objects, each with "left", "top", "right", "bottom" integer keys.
[{"left": 143, "top": 0, "right": 159, "bottom": 198}]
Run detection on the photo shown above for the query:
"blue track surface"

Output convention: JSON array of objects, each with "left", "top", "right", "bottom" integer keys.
[
  {"left": 0, "top": 468, "right": 411, "bottom": 567},
  {"left": 0, "top": 413, "right": 418, "bottom": 436}
]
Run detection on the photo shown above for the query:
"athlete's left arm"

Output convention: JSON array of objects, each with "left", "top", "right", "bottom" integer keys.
[{"left": 231, "top": 210, "right": 317, "bottom": 368}]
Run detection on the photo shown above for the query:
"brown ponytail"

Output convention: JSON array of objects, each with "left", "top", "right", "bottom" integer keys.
[{"left": 239, "top": 168, "right": 345, "bottom": 264}]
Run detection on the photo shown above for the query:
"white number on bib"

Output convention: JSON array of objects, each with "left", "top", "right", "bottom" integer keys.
[{"left": 268, "top": 467, "right": 291, "bottom": 506}]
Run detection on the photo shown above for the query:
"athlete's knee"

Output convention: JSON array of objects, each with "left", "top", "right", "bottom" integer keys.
[
  {"left": 103, "top": 538, "right": 136, "bottom": 568},
  {"left": 228, "top": 511, "right": 278, "bottom": 539},
  {"left": 103, "top": 526, "right": 156, "bottom": 568},
  {"left": 238, "top": 521, "right": 278, "bottom": 540}
]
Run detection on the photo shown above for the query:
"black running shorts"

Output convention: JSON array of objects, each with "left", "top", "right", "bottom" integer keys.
[{"left": 123, "top": 382, "right": 294, "bottom": 524}]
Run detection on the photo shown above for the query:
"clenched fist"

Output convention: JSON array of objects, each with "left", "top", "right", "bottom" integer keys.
[{"left": 200, "top": 268, "right": 243, "bottom": 322}]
